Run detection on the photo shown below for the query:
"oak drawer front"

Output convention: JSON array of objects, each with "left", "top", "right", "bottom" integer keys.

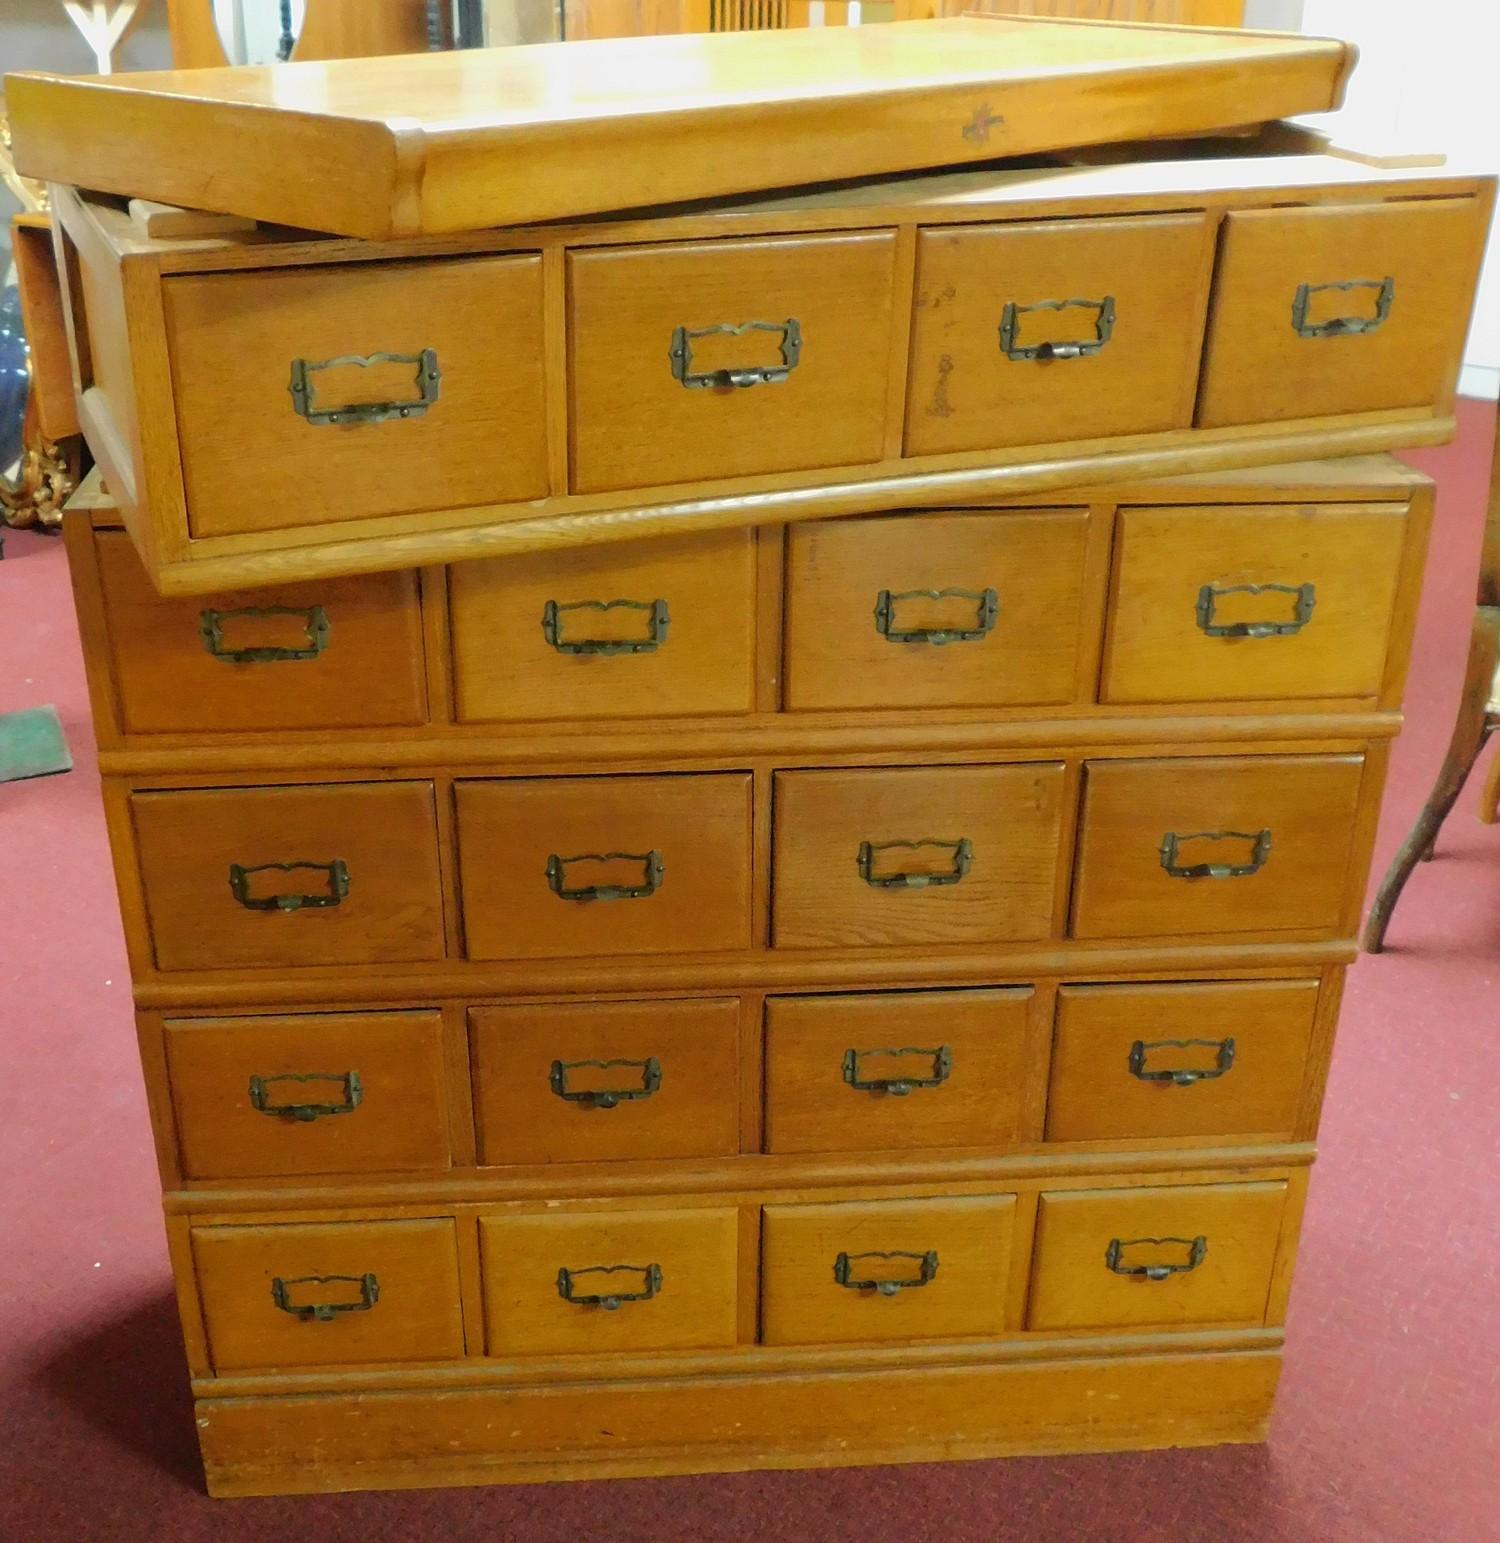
[
  {"left": 131, "top": 782, "right": 446, "bottom": 971},
  {"left": 1027, "top": 1182, "right": 1286, "bottom": 1332},
  {"left": 905, "top": 213, "right": 1212, "bottom": 458},
  {"left": 457, "top": 773, "right": 753, "bottom": 960},
  {"left": 1198, "top": 197, "right": 1487, "bottom": 428},
  {"left": 471, "top": 998, "right": 740, "bottom": 1166},
  {"left": 764, "top": 989, "right": 1030, "bottom": 1156},
  {"left": 1070, "top": 754, "right": 1364, "bottom": 941},
  {"left": 772, "top": 764, "right": 1065, "bottom": 950},
  {"left": 166, "top": 254, "right": 549, "bottom": 539},
  {"left": 568, "top": 232, "right": 898, "bottom": 494},
  {"left": 165, "top": 1010, "right": 450, "bottom": 1180},
  {"left": 450, "top": 530, "right": 756, "bottom": 723},
  {"left": 1045, "top": 981, "right": 1318, "bottom": 1143},
  {"left": 94, "top": 531, "right": 428, "bottom": 734},
  {"left": 1101, "top": 502, "right": 1409, "bottom": 704},
  {"left": 192, "top": 1218, "right": 465, "bottom": 1372},
  {"left": 480, "top": 1207, "right": 739, "bottom": 1355},
  {"left": 784, "top": 510, "right": 1089, "bottom": 711},
  {"left": 761, "top": 1196, "right": 1016, "bottom": 1346}
]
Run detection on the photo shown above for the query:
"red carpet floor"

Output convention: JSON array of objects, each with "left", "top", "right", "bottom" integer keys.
[{"left": 3, "top": 403, "right": 1497, "bottom": 1542}]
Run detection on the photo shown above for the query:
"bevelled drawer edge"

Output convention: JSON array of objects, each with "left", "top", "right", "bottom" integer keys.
[{"left": 142, "top": 410, "right": 1455, "bottom": 599}]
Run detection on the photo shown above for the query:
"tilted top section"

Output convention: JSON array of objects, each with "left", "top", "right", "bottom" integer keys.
[{"left": 5, "top": 15, "right": 1355, "bottom": 240}]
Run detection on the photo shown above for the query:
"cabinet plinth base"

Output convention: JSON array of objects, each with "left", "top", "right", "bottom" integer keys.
[{"left": 197, "top": 1346, "right": 1280, "bottom": 1498}]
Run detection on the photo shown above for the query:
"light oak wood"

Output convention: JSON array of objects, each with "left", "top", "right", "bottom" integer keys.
[
  {"left": 192, "top": 1217, "right": 466, "bottom": 1371},
  {"left": 165, "top": 1010, "right": 451, "bottom": 1180},
  {"left": 450, "top": 529, "right": 757, "bottom": 723},
  {"left": 1070, "top": 754, "right": 1366, "bottom": 940},
  {"left": 56, "top": 443, "right": 1435, "bottom": 1488},
  {"left": 763, "top": 989, "right": 1031, "bottom": 1155},
  {"left": 191, "top": 1324, "right": 1290, "bottom": 1399},
  {"left": 772, "top": 764, "right": 1066, "bottom": 949},
  {"left": 38, "top": 164, "right": 1489, "bottom": 597},
  {"left": 6, "top": 17, "right": 1356, "bottom": 238},
  {"left": 131, "top": 781, "right": 447, "bottom": 970},
  {"left": 166, "top": 0, "right": 444, "bottom": 69},
  {"left": 1027, "top": 1181, "right": 1286, "bottom": 1330},
  {"left": 479, "top": 1207, "right": 740, "bottom": 1354},
  {"left": 917, "top": 2, "right": 1246, "bottom": 19},
  {"left": 1045, "top": 981, "right": 1318, "bottom": 1142},
  {"left": 164, "top": 254, "right": 549, "bottom": 539},
  {"left": 456, "top": 773, "right": 754, "bottom": 960},
  {"left": 129, "top": 199, "right": 255, "bottom": 239},
  {"left": 1101, "top": 502, "right": 1410, "bottom": 704},
  {"left": 1198, "top": 198, "right": 1490, "bottom": 428},
  {"left": 290, "top": 0, "right": 432, "bottom": 63},
  {"left": 10, "top": 215, "right": 80, "bottom": 441},
  {"left": 167, "top": 1151, "right": 1314, "bottom": 1219},
  {"left": 125, "top": 411, "right": 1464, "bottom": 600},
  {"left": 906, "top": 213, "right": 1213, "bottom": 457},
  {"left": 783, "top": 509, "right": 1090, "bottom": 711},
  {"left": 762, "top": 1194, "right": 1016, "bottom": 1344},
  {"left": 470, "top": 998, "right": 741, "bottom": 1165},
  {"left": 92, "top": 531, "right": 429, "bottom": 734},
  {"left": 568, "top": 233, "right": 898, "bottom": 494},
  {"left": 192, "top": 1345, "right": 1281, "bottom": 1494}
]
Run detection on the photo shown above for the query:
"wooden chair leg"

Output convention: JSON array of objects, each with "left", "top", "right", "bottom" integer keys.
[
  {"left": 1477, "top": 730, "right": 1500, "bottom": 825},
  {"left": 1364, "top": 607, "right": 1500, "bottom": 953}
]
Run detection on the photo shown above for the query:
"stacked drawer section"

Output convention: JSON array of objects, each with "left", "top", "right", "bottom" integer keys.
[
  {"left": 151, "top": 200, "right": 1482, "bottom": 530},
  {"left": 69, "top": 456, "right": 1427, "bottom": 1484},
  {"left": 83, "top": 490, "right": 1418, "bottom": 737},
  {"left": 188, "top": 1177, "right": 1296, "bottom": 1374},
  {"left": 120, "top": 751, "right": 1367, "bottom": 972},
  {"left": 162, "top": 978, "right": 1321, "bottom": 1185},
  {"left": 53, "top": 155, "right": 1490, "bottom": 603}
]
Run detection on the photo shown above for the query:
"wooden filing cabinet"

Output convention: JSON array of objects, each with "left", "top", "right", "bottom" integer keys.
[
  {"left": 65, "top": 450, "right": 1432, "bottom": 1494},
  {"left": 15, "top": 13, "right": 1484, "bottom": 1502}
]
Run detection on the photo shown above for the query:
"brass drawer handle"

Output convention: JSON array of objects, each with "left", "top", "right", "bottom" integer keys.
[
  {"left": 288, "top": 348, "right": 441, "bottom": 425},
  {"left": 1196, "top": 582, "right": 1316, "bottom": 639},
  {"left": 669, "top": 319, "right": 803, "bottom": 389},
  {"left": 1105, "top": 1236, "right": 1207, "bottom": 1281},
  {"left": 556, "top": 1262, "right": 662, "bottom": 1311},
  {"left": 874, "top": 587, "right": 999, "bottom": 646},
  {"left": 1292, "top": 276, "right": 1394, "bottom": 338},
  {"left": 228, "top": 858, "right": 350, "bottom": 912},
  {"left": 857, "top": 837, "right": 972, "bottom": 890},
  {"left": 199, "top": 604, "right": 330, "bottom": 664},
  {"left": 842, "top": 1045, "right": 952, "bottom": 1097},
  {"left": 1158, "top": 830, "right": 1271, "bottom": 880},
  {"left": 1128, "top": 1038, "right": 1236, "bottom": 1087},
  {"left": 834, "top": 1249, "right": 939, "bottom": 1297},
  {"left": 271, "top": 1271, "right": 380, "bottom": 1321},
  {"left": 999, "top": 295, "right": 1116, "bottom": 361},
  {"left": 541, "top": 598, "right": 670, "bottom": 656},
  {"left": 248, "top": 1070, "right": 364, "bottom": 1121},
  {"left": 549, "top": 1055, "right": 662, "bottom": 1108},
  {"left": 546, "top": 850, "right": 664, "bottom": 903}
]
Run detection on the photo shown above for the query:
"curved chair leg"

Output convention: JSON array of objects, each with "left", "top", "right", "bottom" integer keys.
[{"left": 1364, "top": 607, "right": 1500, "bottom": 953}]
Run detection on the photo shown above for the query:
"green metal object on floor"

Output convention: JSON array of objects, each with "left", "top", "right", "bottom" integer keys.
[{"left": 0, "top": 705, "right": 72, "bottom": 783}]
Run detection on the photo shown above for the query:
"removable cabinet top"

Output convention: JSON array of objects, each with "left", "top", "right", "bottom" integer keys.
[{"left": 5, "top": 16, "right": 1355, "bottom": 239}]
